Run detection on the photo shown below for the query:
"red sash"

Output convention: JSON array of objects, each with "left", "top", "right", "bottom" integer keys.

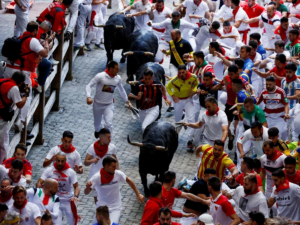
[
  {"left": 70, "top": 200, "right": 81, "bottom": 225},
  {"left": 206, "top": 106, "right": 220, "bottom": 116},
  {"left": 275, "top": 179, "right": 289, "bottom": 193}
]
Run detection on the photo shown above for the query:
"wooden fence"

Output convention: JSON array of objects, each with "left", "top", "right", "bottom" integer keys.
[{"left": 6, "top": 12, "right": 83, "bottom": 158}]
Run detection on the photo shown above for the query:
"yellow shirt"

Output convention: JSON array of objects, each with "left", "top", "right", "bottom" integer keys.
[
  {"left": 293, "top": 151, "right": 300, "bottom": 171},
  {"left": 166, "top": 73, "right": 198, "bottom": 99}
]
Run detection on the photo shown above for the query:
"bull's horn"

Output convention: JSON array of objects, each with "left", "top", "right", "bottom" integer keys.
[
  {"left": 93, "top": 21, "right": 105, "bottom": 27},
  {"left": 144, "top": 52, "right": 154, "bottom": 56},
  {"left": 127, "top": 135, "right": 143, "bottom": 147},
  {"left": 123, "top": 51, "right": 134, "bottom": 56},
  {"left": 116, "top": 25, "right": 124, "bottom": 29},
  {"left": 173, "top": 2, "right": 179, "bottom": 7},
  {"left": 156, "top": 146, "right": 168, "bottom": 151},
  {"left": 128, "top": 81, "right": 139, "bottom": 85}
]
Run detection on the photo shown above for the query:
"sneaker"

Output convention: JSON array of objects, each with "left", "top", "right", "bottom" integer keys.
[
  {"left": 183, "top": 184, "right": 191, "bottom": 192},
  {"left": 178, "top": 177, "right": 187, "bottom": 190},
  {"left": 14, "top": 118, "right": 24, "bottom": 132},
  {"left": 50, "top": 58, "right": 59, "bottom": 65},
  {"left": 94, "top": 44, "right": 104, "bottom": 50},
  {"left": 167, "top": 107, "right": 174, "bottom": 112},
  {"left": 34, "top": 85, "right": 42, "bottom": 93},
  {"left": 84, "top": 44, "right": 91, "bottom": 51},
  {"left": 187, "top": 139, "right": 194, "bottom": 149},
  {"left": 228, "top": 135, "right": 235, "bottom": 150}
]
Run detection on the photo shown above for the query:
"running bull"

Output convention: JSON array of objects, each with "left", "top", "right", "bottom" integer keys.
[
  {"left": 124, "top": 29, "right": 158, "bottom": 82},
  {"left": 95, "top": 13, "right": 135, "bottom": 64},
  {"left": 127, "top": 121, "right": 178, "bottom": 196}
]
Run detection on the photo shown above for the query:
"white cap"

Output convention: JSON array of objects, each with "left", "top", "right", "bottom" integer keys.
[{"left": 198, "top": 214, "right": 214, "bottom": 225}]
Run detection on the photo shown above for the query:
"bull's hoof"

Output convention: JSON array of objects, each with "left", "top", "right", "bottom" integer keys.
[{"left": 120, "top": 57, "right": 126, "bottom": 63}]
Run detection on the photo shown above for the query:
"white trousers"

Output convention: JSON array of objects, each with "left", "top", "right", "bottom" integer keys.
[
  {"left": 235, "top": 121, "right": 251, "bottom": 171},
  {"left": 74, "top": 4, "right": 91, "bottom": 47},
  {"left": 267, "top": 117, "right": 287, "bottom": 140},
  {"left": 93, "top": 102, "right": 114, "bottom": 134},
  {"left": 85, "top": 11, "right": 104, "bottom": 45},
  {"left": 252, "top": 78, "right": 262, "bottom": 98},
  {"left": 219, "top": 92, "right": 227, "bottom": 106},
  {"left": 155, "top": 40, "right": 169, "bottom": 64},
  {"left": 180, "top": 216, "right": 198, "bottom": 225},
  {"left": 261, "top": 34, "right": 276, "bottom": 57},
  {"left": 0, "top": 119, "right": 9, "bottom": 164},
  {"left": 117, "top": 0, "right": 130, "bottom": 11},
  {"left": 174, "top": 98, "right": 195, "bottom": 140},
  {"left": 139, "top": 105, "right": 159, "bottom": 132},
  {"left": 59, "top": 200, "right": 75, "bottom": 225},
  {"left": 193, "top": 98, "right": 201, "bottom": 122},
  {"left": 14, "top": 6, "right": 28, "bottom": 37},
  {"left": 4, "top": 67, "right": 32, "bottom": 122},
  {"left": 249, "top": 27, "right": 262, "bottom": 35}
]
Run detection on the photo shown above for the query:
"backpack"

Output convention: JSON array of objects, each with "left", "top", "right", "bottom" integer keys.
[
  {"left": 0, "top": 80, "right": 15, "bottom": 121},
  {"left": 1, "top": 36, "right": 34, "bottom": 67}
]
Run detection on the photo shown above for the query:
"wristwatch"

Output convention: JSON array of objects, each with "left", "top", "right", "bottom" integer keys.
[{"left": 74, "top": 195, "right": 79, "bottom": 198}]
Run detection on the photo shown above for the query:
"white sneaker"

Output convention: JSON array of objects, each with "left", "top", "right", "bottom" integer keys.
[
  {"left": 14, "top": 118, "right": 24, "bottom": 132},
  {"left": 101, "top": 38, "right": 104, "bottom": 44},
  {"left": 35, "top": 84, "right": 42, "bottom": 93},
  {"left": 51, "top": 58, "right": 60, "bottom": 65}
]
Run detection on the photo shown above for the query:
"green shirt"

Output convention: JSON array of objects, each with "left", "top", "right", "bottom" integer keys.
[
  {"left": 286, "top": 41, "right": 300, "bottom": 57},
  {"left": 277, "top": 4, "right": 288, "bottom": 13},
  {"left": 241, "top": 105, "right": 267, "bottom": 130}
]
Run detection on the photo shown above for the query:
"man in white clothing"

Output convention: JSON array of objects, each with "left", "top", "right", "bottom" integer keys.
[
  {"left": 4, "top": 160, "right": 27, "bottom": 187},
  {"left": 14, "top": 0, "right": 30, "bottom": 37},
  {"left": 212, "top": 0, "right": 233, "bottom": 23},
  {"left": 27, "top": 179, "right": 60, "bottom": 225},
  {"left": 9, "top": 186, "right": 41, "bottom": 225},
  {"left": 219, "top": 21, "right": 240, "bottom": 56},
  {"left": 64, "top": 0, "right": 79, "bottom": 41},
  {"left": 86, "top": 61, "right": 132, "bottom": 138},
  {"left": 37, "top": 152, "right": 80, "bottom": 225},
  {"left": 120, "top": 0, "right": 151, "bottom": 31},
  {"left": 84, "top": 156, "right": 145, "bottom": 223},
  {"left": 267, "top": 169, "right": 300, "bottom": 221},
  {"left": 42, "top": 131, "right": 83, "bottom": 174}
]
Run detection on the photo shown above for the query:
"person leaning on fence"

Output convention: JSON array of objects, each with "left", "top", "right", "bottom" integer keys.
[
  {"left": 0, "top": 71, "right": 29, "bottom": 164},
  {"left": 3, "top": 21, "right": 49, "bottom": 134}
]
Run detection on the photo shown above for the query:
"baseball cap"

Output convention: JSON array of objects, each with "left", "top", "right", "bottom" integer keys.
[
  {"left": 0, "top": 203, "right": 8, "bottom": 212},
  {"left": 199, "top": 214, "right": 214, "bottom": 225}
]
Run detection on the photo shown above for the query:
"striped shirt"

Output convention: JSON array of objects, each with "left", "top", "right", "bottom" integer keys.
[
  {"left": 137, "top": 80, "right": 162, "bottom": 110},
  {"left": 189, "top": 63, "right": 215, "bottom": 83},
  {"left": 197, "top": 144, "right": 235, "bottom": 181},
  {"left": 260, "top": 12, "right": 280, "bottom": 38},
  {"left": 281, "top": 78, "right": 300, "bottom": 109},
  {"left": 257, "top": 86, "right": 288, "bottom": 118}
]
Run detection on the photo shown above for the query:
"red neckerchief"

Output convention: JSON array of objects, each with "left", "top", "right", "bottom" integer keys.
[
  {"left": 105, "top": 69, "right": 114, "bottom": 77},
  {"left": 9, "top": 169, "right": 21, "bottom": 183},
  {"left": 232, "top": 6, "right": 240, "bottom": 19},
  {"left": 59, "top": 144, "right": 76, "bottom": 154},
  {"left": 206, "top": 106, "right": 219, "bottom": 116},
  {"left": 289, "top": 38, "right": 300, "bottom": 47},
  {"left": 286, "top": 75, "right": 298, "bottom": 83},
  {"left": 42, "top": 190, "right": 51, "bottom": 206},
  {"left": 268, "top": 149, "right": 283, "bottom": 161},
  {"left": 0, "top": 191, "right": 12, "bottom": 203},
  {"left": 244, "top": 187, "right": 259, "bottom": 197},
  {"left": 100, "top": 168, "right": 114, "bottom": 184},
  {"left": 93, "top": 141, "right": 109, "bottom": 158},
  {"left": 293, "top": 1, "right": 300, "bottom": 7},
  {"left": 275, "top": 179, "right": 289, "bottom": 193},
  {"left": 258, "top": 41, "right": 261, "bottom": 46},
  {"left": 141, "top": 79, "right": 154, "bottom": 86},
  {"left": 14, "top": 199, "right": 28, "bottom": 214},
  {"left": 249, "top": 53, "right": 256, "bottom": 62},
  {"left": 223, "top": 26, "right": 232, "bottom": 34},
  {"left": 53, "top": 162, "right": 70, "bottom": 178},
  {"left": 180, "top": 72, "right": 191, "bottom": 82},
  {"left": 274, "top": 25, "right": 287, "bottom": 41},
  {"left": 298, "top": 140, "right": 300, "bottom": 146},
  {"left": 194, "top": 0, "right": 201, "bottom": 6},
  {"left": 156, "top": 6, "right": 164, "bottom": 12},
  {"left": 203, "top": 81, "right": 214, "bottom": 87}
]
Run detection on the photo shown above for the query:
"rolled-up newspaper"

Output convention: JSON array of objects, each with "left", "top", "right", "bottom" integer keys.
[{"left": 125, "top": 104, "right": 140, "bottom": 119}]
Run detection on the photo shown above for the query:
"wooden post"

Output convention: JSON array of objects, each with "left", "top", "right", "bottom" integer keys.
[
  {"left": 0, "top": 0, "right": 2, "bottom": 10},
  {"left": 33, "top": 86, "right": 45, "bottom": 145},
  {"left": 50, "top": 30, "right": 64, "bottom": 111},
  {"left": 108, "top": 0, "right": 112, "bottom": 8},
  {"left": 65, "top": 32, "right": 74, "bottom": 81}
]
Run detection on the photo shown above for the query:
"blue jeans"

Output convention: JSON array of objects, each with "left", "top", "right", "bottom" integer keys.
[{"left": 37, "top": 58, "right": 52, "bottom": 86}]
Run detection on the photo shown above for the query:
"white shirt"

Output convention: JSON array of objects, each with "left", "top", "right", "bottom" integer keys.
[
  {"left": 152, "top": 18, "right": 198, "bottom": 42},
  {"left": 41, "top": 166, "right": 77, "bottom": 201},
  {"left": 133, "top": 1, "right": 152, "bottom": 30},
  {"left": 183, "top": 0, "right": 209, "bottom": 24},
  {"left": 210, "top": 194, "right": 235, "bottom": 225},
  {"left": 290, "top": 103, "right": 300, "bottom": 133},
  {"left": 205, "top": 54, "right": 224, "bottom": 80},
  {"left": 45, "top": 146, "right": 82, "bottom": 169},
  {"left": 260, "top": 12, "right": 280, "bottom": 38},
  {"left": 2, "top": 167, "right": 27, "bottom": 187},
  {"left": 214, "top": 5, "right": 233, "bottom": 21},
  {"left": 289, "top": 3, "right": 300, "bottom": 23},
  {"left": 201, "top": 110, "right": 228, "bottom": 141},
  {"left": 7, "top": 86, "right": 22, "bottom": 104},
  {"left": 90, "top": 170, "right": 127, "bottom": 210},
  {"left": 260, "top": 153, "right": 286, "bottom": 194},
  {"left": 267, "top": 51, "right": 290, "bottom": 63},
  {"left": 232, "top": 186, "right": 269, "bottom": 222},
  {"left": 27, "top": 188, "right": 60, "bottom": 221},
  {"left": 250, "top": 53, "right": 262, "bottom": 81},
  {"left": 0, "top": 195, "right": 14, "bottom": 208},
  {"left": 270, "top": 182, "right": 300, "bottom": 220},
  {"left": 9, "top": 202, "right": 41, "bottom": 225},
  {"left": 151, "top": 7, "right": 172, "bottom": 24},
  {"left": 86, "top": 71, "right": 128, "bottom": 105},
  {"left": 219, "top": 26, "right": 240, "bottom": 48},
  {"left": 0, "top": 165, "right": 8, "bottom": 183},
  {"left": 234, "top": 7, "right": 250, "bottom": 31},
  {"left": 86, "top": 142, "right": 116, "bottom": 178},
  {"left": 237, "top": 127, "right": 269, "bottom": 157}
]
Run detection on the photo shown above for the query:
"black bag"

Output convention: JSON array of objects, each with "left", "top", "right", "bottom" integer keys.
[
  {"left": 1, "top": 36, "right": 34, "bottom": 67},
  {"left": 0, "top": 80, "right": 15, "bottom": 121}
]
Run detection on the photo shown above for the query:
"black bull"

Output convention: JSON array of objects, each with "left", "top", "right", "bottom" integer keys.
[
  {"left": 127, "top": 121, "right": 178, "bottom": 196},
  {"left": 103, "top": 13, "right": 135, "bottom": 64},
  {"left": 124, "top": 29, "right": 158, "bottom": 82}
]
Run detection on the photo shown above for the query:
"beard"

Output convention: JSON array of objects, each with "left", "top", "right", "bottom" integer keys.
[
  {"left": 244, "top": 188, "right": 252, "bottom": 194},
  {"left": 292, "top": 0, "right": 297, "bottom": 4}
]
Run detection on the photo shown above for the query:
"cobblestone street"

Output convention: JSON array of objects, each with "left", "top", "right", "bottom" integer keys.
[{"left": 0, "top": 1, "right": 207, "bottom": 224}]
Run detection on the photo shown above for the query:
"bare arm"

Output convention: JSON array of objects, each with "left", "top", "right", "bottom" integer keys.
[
  {"left": 180, "top": 192, "right": 210, "bottom": 205},
  {"left": 36, "top": 178, "right": 44, "bottom": 188},
  {"left": 84, "top": 154, "right": 99, "bottom": 166},
  {"left": 126, "top": 177, "right": 145, "bottom": 204},
  {"left": 25, "top": 175, "right": 32, "bottom": 184},
  {"left": 229, "top": 166, "right": 239, "bottom": 179},
  {"left": 221, "top": 125, "right": 228, "bottom": 142},
  {"left": 121, "top": 5, "right": 134, "bottom": 13},
  {"left": 288, "top": 89, "right": 300, "bottom": 100},
  {"left": 252, "top": 68, "right": 271, "bottom": 78},
  {"left": 184, "top": 121, "right": 205, "bottom": 129},
  {"left": 34, "top": 217, "right": 41, "bottom": 225},
  {"left": 233, "top": 20, "right": 242, "bottom": 29},
  {"left": 244, "top": 17, "right": 260, "bottom": 24},
  {"left": 15, "top": 96, "right": 27, "bottom": 108},
  {"left": 229, "top": 213, "right": 240, "bottom": 225},
  {"left": 131, "top": 10, "right": 149, "bottom": 17},
  {"left": 84, "top": 181, "right": 92, "bottom": 195},
  {"left": 267, "top": 197, "right": 276, "bottom": 208},
  {"left": 205, "top": 11, "right": 212, "bottom": 22},
  {"left": 262, "top": 121, "right": 268, "bottom": 128}
]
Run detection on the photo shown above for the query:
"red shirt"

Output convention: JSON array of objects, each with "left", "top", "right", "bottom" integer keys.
[
  {"left": 269, "top": 63, "right": 287, "bottom": 87},
  {"left": 2, "top": 157, "right": 32, "bottom": 176},
  {"left": 222, "top": 76, "right": 248, "bottom": 105},
  {"left": 236, "top": 171, "right": 263, "bottom": 187},
  {"left": 162, "top": 186, "right": 182, "bottom": 209},
  {"left": 284, "top": 170, "right": 300, "bottom": 186},
  {"left": 242, "top": 3, "right": 265, "bottom": 28}
]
